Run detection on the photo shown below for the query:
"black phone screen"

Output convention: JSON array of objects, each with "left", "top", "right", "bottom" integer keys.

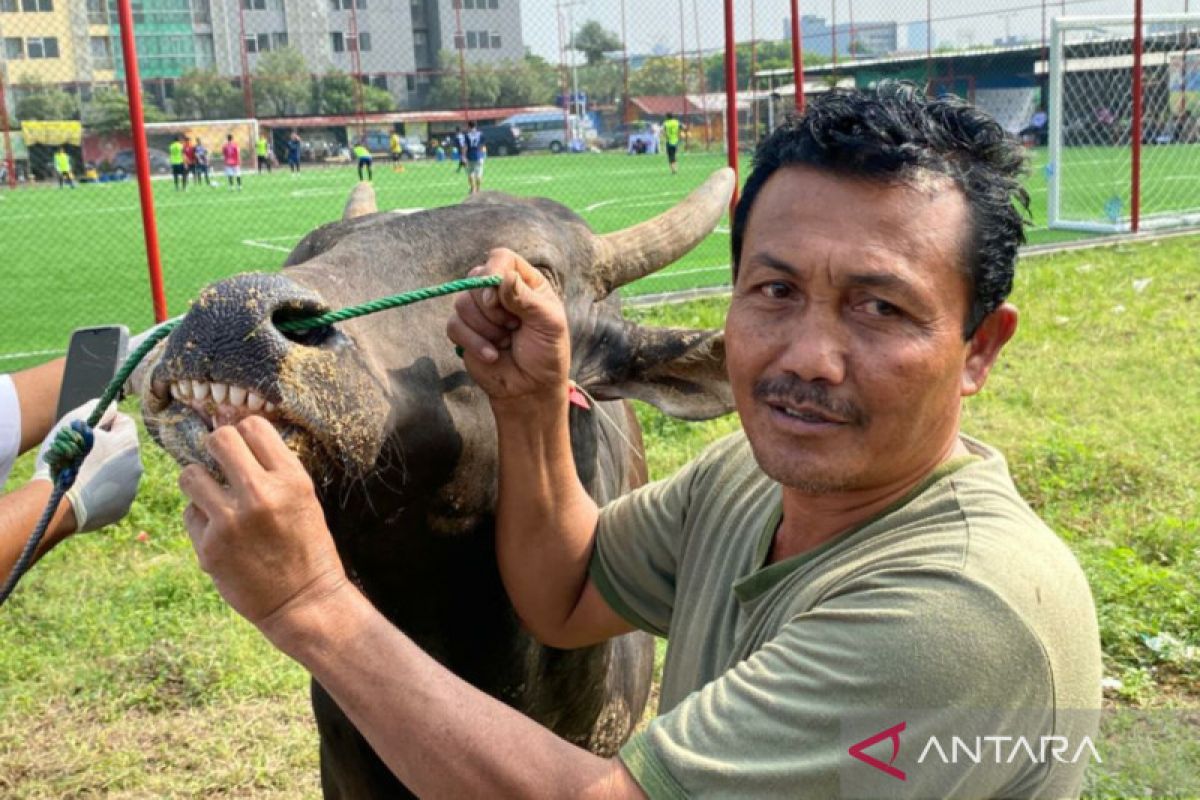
[{"left": 55, "top": 326, "right": 129, "bottom": 422}]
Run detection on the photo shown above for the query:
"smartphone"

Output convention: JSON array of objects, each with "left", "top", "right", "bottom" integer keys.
[{"left": 55, "top": 325, "right": 129, "bottom": 422}]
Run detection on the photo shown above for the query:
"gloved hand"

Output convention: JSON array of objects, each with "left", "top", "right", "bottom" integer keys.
[{"left": 32, "top": 400, "right": 144, "bottom": 533}]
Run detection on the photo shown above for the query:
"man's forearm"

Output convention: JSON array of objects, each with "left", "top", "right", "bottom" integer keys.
[
  {"left": 0, "top": 481, "right": 75, "bottom": 583},
  {"left": 12, "top": 358, "right": 64, "bottom": 453},
  {"left": 269, "top": 583, "right": 642, "bottom": 800},
  {"left": 492, "top": 391, "right": 600, "bottom": 645}
]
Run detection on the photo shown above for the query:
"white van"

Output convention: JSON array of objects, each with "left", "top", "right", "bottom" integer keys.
[{"left": 500, "top": 111, "right": 597, "bottom": 153}]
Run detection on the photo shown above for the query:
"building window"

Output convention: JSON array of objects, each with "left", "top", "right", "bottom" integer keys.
[
  {"left": 197, "top": 33, "right": 215, "bottom": 67},
  {"left": 241, "top": 0, "right": 265, "bottom": 9},
  {"left": 0, "top": 0, "right": 17, "bottom": 12},
  {"left": 191, "top": 0, "right": 210, "bottom": 23},
  {"left": 357, "top": 32, "right": 370, "bottom": 51},
  {"left": 453, "top": 33, "right": 464, "bottom": 49},
  {"left": 271, "top": 32, "right": 288, "bottom": 49},
  {"left": 20, "top": 0, "right": 52, "bottom": 11},
  {"left": 463, "top": 0, "right": 474, "bottom": 8},
  {"left": 465, "top": 31, "right": 477, "bottom": 49},
  {"left": 488, "top": 0, "right": 497, "bottom": 8},
  {"left": 3, "top": 37, "right": 22, "bottom": 59},
  {"left": 372, "top": 74, "right": 387, "bottom": 90},
  {"left": 490, "top": 33, "right": 501, "bottom": 48},
  {"left": 405, "top": 74, "right": 416, "bottom": 91},
  {"left": 329, "top": 0, "right": 363, "bottom": 8},
  {"left": 26, "top": 36, "right": 59, "bottom": 58},
  {"left": 245, "top": 33, "right": 269, "bottom": 53},
  {"left": 451, "top": 0, "right": 459, "bottom": 8},
  {"left": 90, "top": 35, "right": 113, "bottom": 68},
  {"left": 331, "top": 31, "right": 344, "bottom": 52}
]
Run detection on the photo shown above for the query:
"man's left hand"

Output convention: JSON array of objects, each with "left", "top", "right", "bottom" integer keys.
[{"left": 179, "top": 416, "right": 350, "bottom": 639}]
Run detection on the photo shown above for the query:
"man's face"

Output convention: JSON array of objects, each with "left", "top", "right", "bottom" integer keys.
[{"left": 726, "top": 164, "right": 1009, "bottom": 494}]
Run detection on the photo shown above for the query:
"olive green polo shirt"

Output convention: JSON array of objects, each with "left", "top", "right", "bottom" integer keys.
[{"left": 591, "top": 432, "right": 1101, "bottom": 798}]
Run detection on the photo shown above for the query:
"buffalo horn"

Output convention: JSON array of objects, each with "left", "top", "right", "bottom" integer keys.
[
  {"left": 591, "top": 167, "right": 736, "bottom": 297},
  {"left": 343, "top": 181, "right": 378, "bottom": 220}
]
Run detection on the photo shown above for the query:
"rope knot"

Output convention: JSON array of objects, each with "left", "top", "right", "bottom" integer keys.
[{"left": 48, "top": 420, "right": 94, "bottom": 489}]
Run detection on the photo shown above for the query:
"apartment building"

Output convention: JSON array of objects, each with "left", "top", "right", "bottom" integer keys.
[{"left": 2, "top": 0, "right": 523, "bottom": 112}]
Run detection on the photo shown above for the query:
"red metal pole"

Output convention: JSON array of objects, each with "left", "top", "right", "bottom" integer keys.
[
  {"left": 679, "top": 0, "right": 688, "bottom": 145},
  {"left": 724, "top": 0, "right": 739, "bottom": 217},
  {"left": 1131, "top": 0, "right": 1144, "bottom": 232},
  {"left": 116, "top": 0, "right": 167, "bottom": 322},
  {"left": 848, "top": 0, "right": 856, "bottom": 59},
  {"left": 348, "top": 0, "right": 365, "bottom": 137},
  {"left": 791, "top": 0, "right": 805, "bottom": 113},
  {"left": 0, "top": 71, "right": 16, "bottom": 189},
  {"left": 236, "top": 0, "right": 254, "bottom": 117},
  {"left": 831, "top": 0, "right": 838, "bottom": 69},
  {"left": 620, "top": 0, "right": 632, "bottom": 123},
  {"left": 454, "top": 0, "right": 470, "bottom": 121}
]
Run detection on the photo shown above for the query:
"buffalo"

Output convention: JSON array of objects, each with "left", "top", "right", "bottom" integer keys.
[{"left": 134, "top": 170, "right": 736, "bottom": 797}]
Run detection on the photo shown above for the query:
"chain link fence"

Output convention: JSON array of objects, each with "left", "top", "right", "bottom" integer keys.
[{"left": 2, "top": 1, "right": 1198, "bottom": 370}]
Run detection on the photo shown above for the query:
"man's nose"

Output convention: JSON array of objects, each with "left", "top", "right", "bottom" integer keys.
[{"left": 776, "top": 305, "right": 848, "bottom": 385}]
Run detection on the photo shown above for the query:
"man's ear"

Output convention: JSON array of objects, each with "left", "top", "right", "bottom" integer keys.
[{"left": 962, "top": 303, "right": 1018, "bottom": 397}]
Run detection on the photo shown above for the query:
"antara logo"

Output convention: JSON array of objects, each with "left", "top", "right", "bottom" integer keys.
[{"left": 848, "top": 721, "right": 907, "bottom": 781}]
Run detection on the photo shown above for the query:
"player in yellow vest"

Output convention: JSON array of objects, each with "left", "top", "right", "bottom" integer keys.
[
  {"left": 662, "top": 112, "right": 683, "bottom": 175},
  {"left": 256, "top": 134, "right": 272, "bottom": 174},
  {"left": 168, "top": 135, "right": 187, "bottom": 190},
  {"left": 53, "top": 147, "right": 74, "bottom": 189},
  {"left": 389, "top": 132, "right": 405, "bottom": 173},
  {"left": 353, "top": 141, "right": 373, "bottom": 181}
]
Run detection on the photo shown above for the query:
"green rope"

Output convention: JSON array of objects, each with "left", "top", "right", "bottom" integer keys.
[
  {"left": 1, "top": 274, "right": 501, "bottom": 607},
  {"left": 276, "top": 275, "right": 501, "bottom": 333}
]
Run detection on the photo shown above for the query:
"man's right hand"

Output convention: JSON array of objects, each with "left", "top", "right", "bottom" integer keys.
[{"left": 447, "top": 248, "right": 570, "bottom": 406}]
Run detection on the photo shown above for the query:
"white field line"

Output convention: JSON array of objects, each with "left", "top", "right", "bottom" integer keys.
[
  {"left": 0, "top": 347, "right": 65, "bottom": 362},
  {"left": 241, "top": 239, "right": 293, "bottom": 253}
]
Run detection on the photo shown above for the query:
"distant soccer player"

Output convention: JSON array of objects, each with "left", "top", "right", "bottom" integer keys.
[
  {"left": 353, "top": 140, "right": 373, "bottom": 181},
  {"left": 53, "top": 147, "right": 75, "bottom": 189},
  {"left": 464, "top": 120, "right": 484, "bottom": 195},
  {"left": 287, "top": 131, "right": 302, "bottom": 175},
  {"left": 454, "top": 126, "right": 466, "bottom": 172},
  {"left": 169, "top": 134, "right": 188, "bottom": 190},
  {"left": 222, "top": 134, "right": 243, "bottom": 191},
  {"left": 183, "top": 135, "right": 197, "bottom": 183},
  {"left": 389, "top": 130, "right": 405, "bottom": 172},
  {"left": 194, "top": 138, "right": 214, "bottom": 187},
  {"left": 663, "top": 112, "right": 682, "bottom": 175},
  {"left": 256, "top": 133, "right": 272, "bottom": 174}
]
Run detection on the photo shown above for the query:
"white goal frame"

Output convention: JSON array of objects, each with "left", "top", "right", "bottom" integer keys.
[{"left": 1048, "top": 14, "right": 1200, "bottom": 233}]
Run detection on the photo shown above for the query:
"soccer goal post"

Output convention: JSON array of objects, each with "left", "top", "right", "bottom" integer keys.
[
  {"left": 142, "top": 119, "right": 260, "bottom": 166},
  {"left": 1048, "top": 14, "right": 1200, "bottom": 233}
]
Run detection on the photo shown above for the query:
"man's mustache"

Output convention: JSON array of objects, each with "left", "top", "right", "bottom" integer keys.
[{"left": 753, "top": 376, "right": 867, "bottom": 426}]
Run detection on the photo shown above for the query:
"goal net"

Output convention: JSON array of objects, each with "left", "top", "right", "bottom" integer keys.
[
  {"left": 143, "top": 119, "right": 259, "bottom": 167},
  {"left": 1048, "top": 14, "right": 1200, "bottom": 232}
]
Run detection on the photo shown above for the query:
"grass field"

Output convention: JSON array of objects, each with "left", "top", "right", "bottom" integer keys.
[
  {"left": 5, "top": 142, "right": 1178, "bottom": 370},
  {"left": 0, "top": 229, "right": 1197, "bottom": 796}
]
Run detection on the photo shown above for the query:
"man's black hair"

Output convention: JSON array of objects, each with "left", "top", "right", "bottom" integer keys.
[{"left": 731, "top": 81, "right": 1030, "bottom": 338}]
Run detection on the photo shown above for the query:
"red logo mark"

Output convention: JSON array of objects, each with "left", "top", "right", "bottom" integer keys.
[{"left": 848, "top": 721, "right": 907, "bottom": 781}]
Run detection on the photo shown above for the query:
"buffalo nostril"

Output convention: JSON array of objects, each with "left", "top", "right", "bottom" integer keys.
[{"left": 272, "top": 305, "right": 336, "bottom": 348}]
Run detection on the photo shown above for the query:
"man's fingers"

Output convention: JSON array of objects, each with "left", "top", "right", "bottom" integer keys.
[
  {"left": 179, "top": 464, "right": 227, "bottom": 518},
  {"left": 206, "top": 424, "right": 264, "bottom": 492},
  {"left": 454, "top": 291, "right": 511, "bottom": 343},
  {"left": 182, "top": 502, "right": 208, "bottom": 548},
  {"left": 446, "top": 315, "right": 499, "bottom": 363},
  {"left": 236, "top": 416, "right": 301, "bottom": 474}
]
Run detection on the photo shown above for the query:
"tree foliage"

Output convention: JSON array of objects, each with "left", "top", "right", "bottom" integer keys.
[
  {"left": 629, "top": 56, "right": 693, "bottom": 97},
  {"left": 701, "top": 42, "right": 831, "bottom": 92},
  {"left": 13, "top": 81, "right": 80, "bottom": 123},
  {"left": 174, "top": 69, "right": 244, "bottom": 119},
  {"left": 572, "top": 20, "right": 622, "bottom": 66},
  {"left": 85, "top": 87, "right": 168, "bottom": 134},
  {"left": 253, "top": 48, "right": 312, "bottom": 116},
  {"left": 427, "top": 51, "right": 500, "bottom": 109},
  {"left": 496, "top": 55, "right": 559, "bottom": 107},
  {"left": 576, "top": 61, "right": 623, "bottom": 105}
]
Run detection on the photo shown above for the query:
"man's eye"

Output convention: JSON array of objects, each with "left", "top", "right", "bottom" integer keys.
[
  {"left": 862, "top": 299, "right": 901, "bottom": 317},
  {"left": 760, "top": 282, "right": 791, "bottom": 299}
]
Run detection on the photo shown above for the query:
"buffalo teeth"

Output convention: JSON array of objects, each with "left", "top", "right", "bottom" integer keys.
[
  {"left": 247, "top": 391, "right": 265, "bottom": 411},
  {"left": 229, "top": 385, "right": 247, "bottom": 406},
  {"left": 211, "top": 382, "right": 228, "bottom": 403},
  {"left": 192, "top": 380, "right": 209, "bottom": 400}
]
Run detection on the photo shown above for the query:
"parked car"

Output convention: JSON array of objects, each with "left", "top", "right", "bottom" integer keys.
[
  {"left": 478, "top": 123, "right": 523, "bottom": 156},
  {"left": 112, "top": 148, "right": 172, "bottom": 175},
  {"left": 499, "top": 112, "right": 597, "bottom": 153},
  {"left": 361, "top": 131, "right": 426, "bottom": 158}
]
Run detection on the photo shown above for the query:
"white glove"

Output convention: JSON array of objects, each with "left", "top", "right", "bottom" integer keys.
[{"left": 32, "top": 400, "right": 144, "bottom": 533}]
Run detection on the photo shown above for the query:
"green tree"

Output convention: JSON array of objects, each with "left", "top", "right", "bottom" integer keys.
[
  {"left": 13, "top": 80, "right": 80, "bottom": 122},
  {"left": 315, "top": 70, "right": 357, "bottom": 114},
  {"left": 174, "top": 69, "right": 244, "bottom": 119},
  {"left": 572, "top": 20, "right": 622, "bottom": 66},
  {"left": 427, "top": 52, "right": 500, "bottom": 109},
  {"left": 629, "top": 56, "right": 692, "bottom": 97},
  {"left": 253, "top": 48, "right": 313, "bottom": 116},
  {"left": 361, "top": 83, "right": 396, "bottom": 113},
  {"left": 495, "top": 55, "right": 559, "bottom": 107},
  {"left": 577, "top": 61, "right": 622, "bottom": 105},
  {"left": 85, "top": 87, "right": 168, "bottom": 134}
]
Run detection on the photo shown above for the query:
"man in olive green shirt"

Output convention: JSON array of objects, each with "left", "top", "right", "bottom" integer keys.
[{"left": 178, "top": 84, "right": 1101, "bottom": 798}]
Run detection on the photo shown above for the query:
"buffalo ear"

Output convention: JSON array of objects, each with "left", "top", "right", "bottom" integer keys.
[{"left": 586, "top": 327, "right": 734, "bottom": 420}]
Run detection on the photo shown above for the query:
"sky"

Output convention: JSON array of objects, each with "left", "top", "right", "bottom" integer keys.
[{"left": 518, "top": 0, "right": 1194, "bottom": 63}]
